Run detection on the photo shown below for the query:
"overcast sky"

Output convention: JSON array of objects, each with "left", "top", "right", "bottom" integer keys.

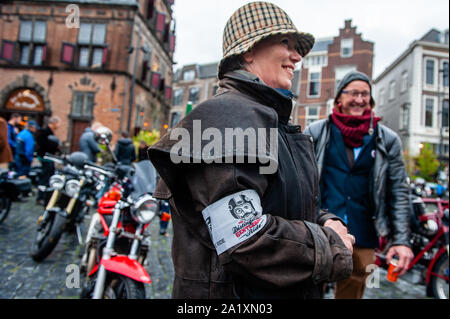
[{"left": 172, "top": 0, "right": 449, "bottom": 79}]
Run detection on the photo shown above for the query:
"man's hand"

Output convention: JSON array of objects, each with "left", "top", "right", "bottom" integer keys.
[
  {"left": 323, "top": 219, "right": 355, "bottom": 254},
  {"left": 385, "top": 245, "right": 414, "bottom": 276}
]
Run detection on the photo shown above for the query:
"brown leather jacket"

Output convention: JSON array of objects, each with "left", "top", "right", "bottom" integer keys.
[
  {"left": 0, "top": 117, "right": 13, "bottom": 164},
  {"left": 148, "top": 71, "right": 352, "bottom": 299}
]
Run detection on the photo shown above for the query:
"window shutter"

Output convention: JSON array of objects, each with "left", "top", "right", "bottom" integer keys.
[
  {"left": 169, "top": 34, "right": 176, "bottom": 53},
  {"left": 60, "top": 42, "right": 76, "bottom": 65},
  {"left": 150, "top": 72, "right": 161, "bottom": 89},
  {"left": 102, "top": 47, "right": 108, "bottom": 65},
  {"left": 1, "top": 40, "right": 16, "bottom": 62},
  {"left": 165, "top": 86, "right": 172, "bottom": 101},
  {"left": 41, "top": 44, "right": 47, "bottom": 63},
  {"left": 156, "top": 12, "right": 166, "bottom": 32}
]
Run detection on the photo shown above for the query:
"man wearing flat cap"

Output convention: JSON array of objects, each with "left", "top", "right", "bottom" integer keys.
[
  {"left": 304, "top": 70, "right": 414, "bottom": 298},
  {"left": 148, "top": 2, "right": 354, "bottom": 299}
]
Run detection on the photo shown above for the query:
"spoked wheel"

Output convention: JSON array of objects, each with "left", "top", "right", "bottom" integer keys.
[
  {"left": 0, "top": 197, "right": 12, "bottom": 224},
  {"left": 30, "top": 212, "right": 66, "bottom": 262},
  {"left": 80, "top": 274, "right": 146, "bottom": 299},
  {"left": 431, "top": 254, "right": 449, "bottom": 299},
  {"left": 105, "top": 275, "right": 146, "bottom": 299}
]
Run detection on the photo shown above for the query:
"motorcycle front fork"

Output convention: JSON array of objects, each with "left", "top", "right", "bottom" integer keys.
[{"left": 92, "top": 203, "right": 143, "bottom": 299}]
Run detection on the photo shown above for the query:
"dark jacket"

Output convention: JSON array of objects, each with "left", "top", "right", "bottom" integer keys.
[
  {"left": 7, "top": 122, "right": 18, "bottom": 156},
  {"left": 114, "top": 138, "right": 136, "bottom": 165},
  {"left": 138, "top": 145, "right": 149, "bottom": 161},
  {"left": 320, "top": 123, "right": 378, "bottom": 248},
  {"left": 79, "top": 128, "right": 100, "bottom": 162},
  {"left": 148, "top": 71, "right": 352, "bottom": 299},
  {"left": 36, "top": 127, "right": 60, "bottom": 157},
  {"left": 304, "top": 118, "right": 411, "bottom": 247}
]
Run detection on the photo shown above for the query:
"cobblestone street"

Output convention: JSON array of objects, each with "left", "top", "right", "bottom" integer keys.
[
  {"left": 0, "top": 191, "right": 174, "bottom": 299},
  {"left": 0, "top": 192, "right": 436, "bottom": 299}
]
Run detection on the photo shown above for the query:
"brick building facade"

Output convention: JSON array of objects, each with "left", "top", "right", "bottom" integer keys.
[
  {"left": 294, "top": 20, "right": 374, "bottom": 128},
  {"left": 0, "top": 0, "right": 175, "bottom": 152},
  {"left": 373, "top": 29, "right": 449, "bottom": 161},
  {"left": 170, "top": 62, "right": 219, "bottom": 127}
]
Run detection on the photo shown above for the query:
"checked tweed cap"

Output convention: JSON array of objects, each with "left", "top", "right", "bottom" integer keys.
[{"left": 218, "top": 1, "right": 315, "bottom": 79}]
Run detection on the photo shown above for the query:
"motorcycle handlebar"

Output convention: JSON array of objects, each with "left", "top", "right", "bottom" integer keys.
[
  {"left": 43, "top": 153, "right": 66, "bottom": 164},
  {"left": 84, "top": 163, "right": 115, "bottom": 178},
  {"left": 61, "top": 166, "right": 81, "bottom": 177}
]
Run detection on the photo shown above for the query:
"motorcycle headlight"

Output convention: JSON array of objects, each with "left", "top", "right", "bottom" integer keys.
[
  {"left": 132, "top": 195, "right": 159, "bottom": 224},
  {"left": 49, "top": 175, "right": 65, "bottom": 190},
  {"left": 65, "top": 179, "right": 81, "bottom": 197},
  {"left": 424, "top": 219, "right": 439, "bottom": 234}
]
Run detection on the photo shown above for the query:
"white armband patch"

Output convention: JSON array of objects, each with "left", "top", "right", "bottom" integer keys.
[{"left": 202, "top": 189, "right": 267, "bottom": 255}]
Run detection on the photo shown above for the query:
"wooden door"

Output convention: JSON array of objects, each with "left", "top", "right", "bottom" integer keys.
[{"left": 70, "top": 120, "right": 90, "bottom": 153}]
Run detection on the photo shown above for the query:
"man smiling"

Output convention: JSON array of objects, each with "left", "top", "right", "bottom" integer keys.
[
  {"left": 149, "top": 1, "right": 354, "bottom": 299},
  {"left": 304, "top": 71, "right": 414, "bottom": 299}
]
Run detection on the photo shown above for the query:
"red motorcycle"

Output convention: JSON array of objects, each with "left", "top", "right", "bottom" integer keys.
[
  {"left": 80, "top": 161, "right": 160, "bottom": 299},
  {"left": 376, "top": 194, "right": 449, "bottom": 299}
]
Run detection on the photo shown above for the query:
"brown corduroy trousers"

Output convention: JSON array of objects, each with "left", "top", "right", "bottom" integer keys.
[{"left": 334, "top": 247, "right": 376, "bottom": 299}]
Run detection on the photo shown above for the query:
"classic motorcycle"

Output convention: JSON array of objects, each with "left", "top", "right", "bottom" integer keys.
[
  {"left": 80, "top": 160, "right": 160, "bottom": 299},
  {"left": 0, "top": 169, "right": 32, "bottom": 224},
  {"left": 30, "top": 152, "right": 109, "bottom": 261},
  {"left": 376, "top": 181, "right": 449, "bottom": 299}
]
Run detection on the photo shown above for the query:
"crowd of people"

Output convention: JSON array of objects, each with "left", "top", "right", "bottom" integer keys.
[
  {"left": 1, "top": 113, "right": 63, "bottom": 185},
  {"left": 1, "top": 115, "right": 151, "bottom": 177},
  {"left": 0, "top": 114, "right": 171, "bottom": 235}
]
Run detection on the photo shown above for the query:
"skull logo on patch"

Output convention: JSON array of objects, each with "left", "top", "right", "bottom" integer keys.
[{"left": 228, "top": 194, "right": 259, "bottom": 221}]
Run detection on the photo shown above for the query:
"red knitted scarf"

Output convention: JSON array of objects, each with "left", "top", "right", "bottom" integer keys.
[{"left": 331, "top": 108, "right": 381, "bottom": 148}]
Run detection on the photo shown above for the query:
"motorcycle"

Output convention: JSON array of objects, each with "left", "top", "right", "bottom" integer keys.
[
  {"left": 0, "top": 169, "right": 32, "bottom": 224},
  {"left": 80, "top": 160, "right": 160, "bottom": 299},
  {"left": 376, "top": 180, "right": 449, "bottom": 299},
  {"left": 29, "top": 164, "right": 43, "bottom": 186},
  {"left": 30, "top": 152, "right": 109, "bottom": 261}
]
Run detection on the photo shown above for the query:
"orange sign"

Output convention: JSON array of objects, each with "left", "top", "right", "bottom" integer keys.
[{"left": 5, "top": 88, "right": 45, "bottom": 112}]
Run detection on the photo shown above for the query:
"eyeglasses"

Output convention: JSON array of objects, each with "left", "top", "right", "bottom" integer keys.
[{"left": 341, "top": 90, "right": 371, "bottom": 99}]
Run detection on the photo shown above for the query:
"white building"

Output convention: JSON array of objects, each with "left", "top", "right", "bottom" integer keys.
[{"left": 373, "top": 29, "right": 449, "bottom": 161}]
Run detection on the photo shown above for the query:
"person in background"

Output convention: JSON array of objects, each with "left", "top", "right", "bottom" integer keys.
[
  {"left": 0, "top": 116, "right": 13, "bottom": 169},
  {"left": 15, "top": 120, "right": 39, "bottom": 177},
  {"left": 7, "top": 113, "right": 22, "bottom": 169},
  {"left": 79, "top": 122, "right": 102, "bottom": 163},
  {"left": 159, "top": 200, "right": 171, "bottom": 236},
  {"left": 436, "top": 181, "right": 444, "bottom": 198},
  {"left": 36, "top": 116, "right": 62, "bottom": 204},
  {"left": 137, "top": 140, "right": 149, "bottom": 162},
  {"left": 114, "top": 131, "right": 136, "bottom": 165},
  {"left": 304, "top": 70, "right": 414, "bottom": 299}
]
